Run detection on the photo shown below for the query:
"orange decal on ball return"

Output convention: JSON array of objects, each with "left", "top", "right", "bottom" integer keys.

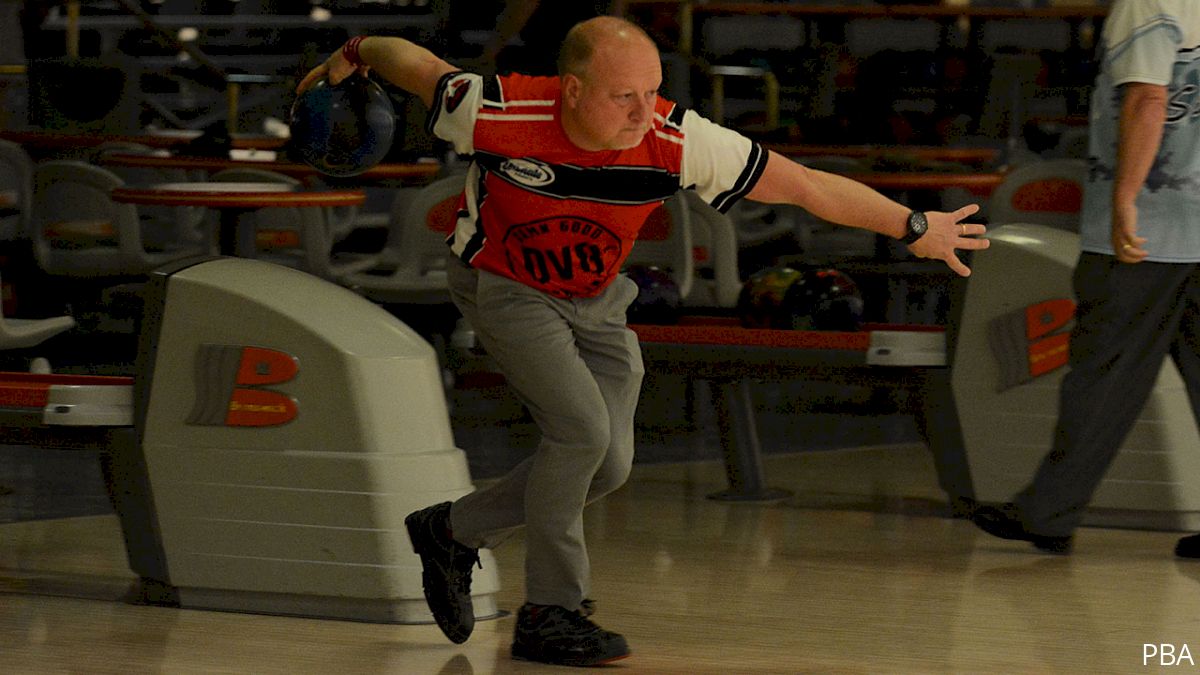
[
  {"left": 226, "top": 386, "right": 298, "bottom": 427},
  {"left": 188, "top": 344, "right": 299, "bottom": 427},
  {"left": 1024, "top": 298, "right": 1074, "bottom": 340},
  {"left": 236, "top": 346, "right": 300, "bottom": 386}
]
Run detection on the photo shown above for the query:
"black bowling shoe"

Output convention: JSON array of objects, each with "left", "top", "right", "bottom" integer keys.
[
  {"left": 1175, "top": 533, "right": 1200, "bottom": 559},
  {"left": 972, "top": 502, "right": 1073, "bottom": 555}
]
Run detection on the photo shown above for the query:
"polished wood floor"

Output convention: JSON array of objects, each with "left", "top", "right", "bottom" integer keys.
[{"left": 2, "top": 443, "right": 1196, "bottom": 674}]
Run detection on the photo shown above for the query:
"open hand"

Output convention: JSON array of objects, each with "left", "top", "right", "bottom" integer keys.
[{"left": 907, "top": 204, "right": 990, "bottom": 277}]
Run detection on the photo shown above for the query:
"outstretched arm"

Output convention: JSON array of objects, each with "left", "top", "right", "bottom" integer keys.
[
  {"left": 296, "top": 36, "right": 460, "bottom": 108},
  {"left": 746, "top": 151, "right": 989, "bottom": 277}
]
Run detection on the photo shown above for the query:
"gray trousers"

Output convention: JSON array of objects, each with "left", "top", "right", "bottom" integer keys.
[
  {"left": 1017, "top": 253, "right": 1200, "bottom": 536},
  {"left": 444, "top": 256, "right": 644, "bottom": 611}
]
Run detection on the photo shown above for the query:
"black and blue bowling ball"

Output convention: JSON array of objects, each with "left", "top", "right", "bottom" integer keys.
[
  {"left": 784, "top": 268, "right": 865, "bottom": 331},
  {"left": 289, "top": 74, "right": 396, "bottom": 177},
  {"left": 624, "top": 264, "right": 682, "bottom": 325},
  {"left": 737, "top": 265, "right": 805, "bottom": 329}
]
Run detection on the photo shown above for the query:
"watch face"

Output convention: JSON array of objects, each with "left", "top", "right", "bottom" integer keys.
[
  {"left": 910, "top": 211, "right": 927, "bottom": 235},
  {"left": 905, "top": 211, "right": 927, "bottom": 243}
]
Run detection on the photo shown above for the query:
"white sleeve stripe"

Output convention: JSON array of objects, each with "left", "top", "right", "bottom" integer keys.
[
  {"left": 477, "top": 113, "right": 556, "bottom": 121},
  {"left": 483, "top": 99, "right": 557, "bottom": 108},
  {"left": 679, "top": 108, "right": 761, "bottom": 209},
  {"left": 711, "top": 143, "right": 767, "bottom": 213},
  {"left": 654, "top": 130, "right": 683, "bottom": 145}
]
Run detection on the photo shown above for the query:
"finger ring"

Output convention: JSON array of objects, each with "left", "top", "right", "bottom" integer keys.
[
  {"left": 1122, "top": 244, "right": 1132, "bottom": 250},
  {"left": 960, "top": 224, "right": 967, "bottom": 235}
]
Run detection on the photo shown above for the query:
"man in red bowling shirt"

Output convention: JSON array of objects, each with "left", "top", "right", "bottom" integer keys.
[{"left": 299, "top": 16, "right": 987, "bottom": 667}]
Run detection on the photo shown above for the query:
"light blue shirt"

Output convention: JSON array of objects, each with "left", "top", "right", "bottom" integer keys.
[{"left": 1080, "top": 0, "right": 1200, "bottom": 262}]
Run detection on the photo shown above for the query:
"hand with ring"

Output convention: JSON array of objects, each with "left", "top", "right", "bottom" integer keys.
[{"left": 1112, "top": 204, "right": 1148, "bottom": 263}]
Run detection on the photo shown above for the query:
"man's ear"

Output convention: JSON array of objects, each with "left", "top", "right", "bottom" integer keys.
[{"left": 561, "top": 74, "right": 581, "bottom": 107}]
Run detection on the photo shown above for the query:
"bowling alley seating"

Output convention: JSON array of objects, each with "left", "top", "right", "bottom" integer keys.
[
  {"left": 678, "top": 191, "right": 742, "bottom": 309},
  {"left": 987, "top": 158, "right": 1087, "bottom": 231},
  {"left": 0, "top": 272, "right": 75, "bottom": 351},
  {"left": 30, "top": 160, "right": 210, "bottom": 278},
  {"left": 698, "top": 13, "right": 803, "bottom": 131},
  {"left": 626, "top": 192, "right": 695, "bottom": 301},
  {"left": 340, "top": 174, "right": 465, "bottom": 306},
  {"left": 89, "top": 142, "right": 211, "bottom": 253},
  {"left": 208, "top": 167, "right": 379, "bottom": 281},
  {"left": 0, "top": 139, "right": 33, "bottom": 242}
]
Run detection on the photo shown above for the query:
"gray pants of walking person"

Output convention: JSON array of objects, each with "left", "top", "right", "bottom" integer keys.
[
  {"left": 1016, "top": 253, "right": 1200, "bottom": 536},
  {"left": 444, "top": 255, "right": 644, "bottom": 611}
]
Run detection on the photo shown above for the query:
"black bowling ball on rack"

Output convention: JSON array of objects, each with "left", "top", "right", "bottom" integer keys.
[
  {"left": 784, "top": 268, "right": 865, "bottom": 331},
  {"left": 624, "top": 264, "right": 682, "bottom": 325},
  {"left": 737, "top": 265, "right": 864, "bottom": 331}
]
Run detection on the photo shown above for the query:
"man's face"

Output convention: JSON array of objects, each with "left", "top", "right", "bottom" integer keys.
[{"left": 564, "top": 40, "right": 662, "bottom": 151}]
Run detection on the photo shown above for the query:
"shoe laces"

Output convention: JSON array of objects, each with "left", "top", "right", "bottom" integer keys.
[
  {"left": 448, "top": 545, "right": 481, "bottom": 590},
  {"left": 536, "top": 603, "right": 606, "bottom": 637}
]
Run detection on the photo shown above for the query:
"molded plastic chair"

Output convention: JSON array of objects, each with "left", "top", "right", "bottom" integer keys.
[
  {"left": 341, "top": 174, "right": 465, "bottom": 305},
  {"left": 678, "top": 191, "right": 742, "bottom": 309},
  {"left": 90, "top": 142, "right": 211, "bottom": 252},
  {"left": 30, "top": 160, "right": 210, "bottom": 278},
  {"left": 988, "top": 158, "right": 1087, "bottom": 232},
  {"left": 208, "top": 167, "right": 378, "bottom": 280},
  {"left": 0, "top": 139, "right": 32, "bottom": 242},
  {"left": 0, "top": 272, "right": 75, "bottom": 350},
  {"left": 627, "top": 191, "right": 695, "bottom": 302}
]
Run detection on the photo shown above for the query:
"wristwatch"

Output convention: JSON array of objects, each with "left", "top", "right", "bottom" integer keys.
[{"left": 900, "top": 210, "right": 928, "bottom": 245}]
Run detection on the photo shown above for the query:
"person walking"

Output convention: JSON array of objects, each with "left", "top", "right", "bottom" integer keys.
[{"left": 972, "top": 0, "right": 1200, "bottom": 558}]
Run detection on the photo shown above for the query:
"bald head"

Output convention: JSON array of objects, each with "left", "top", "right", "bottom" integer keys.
[{"left": 557, "top": 16, "right": 658, "bottom": 79}]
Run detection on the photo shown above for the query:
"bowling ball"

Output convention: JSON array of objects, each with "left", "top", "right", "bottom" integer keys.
[
  {"left": 784, "top": 268, "right": 865, "bottom": 331},
  {"left": 737, "top": 265, "right": 805, "bottom": 329},
  {"left": 289, "top": 74, "right": 396, "bottom": 177},
  {"left": 625, "top": 264, "right": 682, "bottom": 325}
]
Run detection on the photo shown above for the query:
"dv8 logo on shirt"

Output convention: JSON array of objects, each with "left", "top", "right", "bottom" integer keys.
[{"left": 501, "top": 215, "right": 624, "bottom": 296}]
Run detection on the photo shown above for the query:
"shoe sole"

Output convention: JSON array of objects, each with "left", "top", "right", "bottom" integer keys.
[{"left": 512, "top": 650, "right": 632, "bottom": 667}]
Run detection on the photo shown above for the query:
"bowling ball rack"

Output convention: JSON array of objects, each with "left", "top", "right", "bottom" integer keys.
[{"left": 629, "top": 315, "right": 974, "bottom": 510}]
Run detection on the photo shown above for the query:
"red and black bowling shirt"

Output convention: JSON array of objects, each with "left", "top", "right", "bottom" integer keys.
[{"left": 428, "top": 71, "right": 766, "bottom": 298}]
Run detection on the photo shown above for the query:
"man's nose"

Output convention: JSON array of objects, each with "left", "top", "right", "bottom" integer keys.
[{"left": 630, "top": 95, "right": 649, "bottom": 120}]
